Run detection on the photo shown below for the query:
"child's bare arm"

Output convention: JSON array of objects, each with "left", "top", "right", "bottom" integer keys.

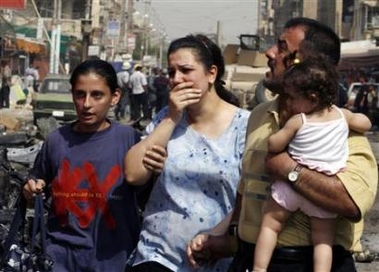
[
  {"left": 340, "top": 108, "right": 372, "bottom": 133},
  {"left": 268, "top": 114, "right": 302, "bottom": 153}
]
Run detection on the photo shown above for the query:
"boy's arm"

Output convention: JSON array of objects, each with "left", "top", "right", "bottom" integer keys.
[
  {"left": 268, "top": 114, "right": 302, "bottom": 153},
  {"left": 340, "top": 108, "right": 372, "bottom": 133}
]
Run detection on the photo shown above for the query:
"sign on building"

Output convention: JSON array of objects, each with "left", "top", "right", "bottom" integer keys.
[
  {"left": 128, "top": 33, "right": 135, "bottom": 51},
  {"left": 107, "top": 20, "right": 120, "bottom": 37},
  {"left": 0, "top": 0, "right": 25, "bottom": 9},
  {"left": 88, "top": 45, "right": 100, "bottom": 57}
]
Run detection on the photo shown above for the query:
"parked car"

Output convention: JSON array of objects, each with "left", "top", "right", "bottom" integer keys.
[
  {"left": 32, "top": 74, "right": 76, "bottom": 138},
  {"left": 346, "top": 82, "right": 379, "bottom": 110}
]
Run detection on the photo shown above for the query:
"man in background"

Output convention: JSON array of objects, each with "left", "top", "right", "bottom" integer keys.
[
  {"left": 115, "top": 61, "right": 131, "bottom": 121},
  {"left": 25, "top": 63, "right": 39, "bottom": 93},
  {"left": 0, "top": 60, "right": 12, "bottom": 108},
  {"left": 146, "top": 67, "right": 159, "bottom": 119},
  {"left": 154, "top": 68, "right": 170, "bottom": 113},
  {"left": 129, "top": 64, "right": 149, "bottom": 121},
  {"left": 354, "top": 73, "right": 370, "bottom": 115}
]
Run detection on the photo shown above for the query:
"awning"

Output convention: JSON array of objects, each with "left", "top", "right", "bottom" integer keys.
[
  {"left": 363, "top": 0, "right": 379, "bottom": 7},
  {"left": 15, "top": 38, "right": 46, "bottom": 54},
  {"left": 340, "top": 39, "right": 379, "bottom": 70},
  {"left": 14, "top": 26, "right": 72, "bottom": 54},
  {"left": 340, "top": 56, "right": 379, "bottom": 70}
]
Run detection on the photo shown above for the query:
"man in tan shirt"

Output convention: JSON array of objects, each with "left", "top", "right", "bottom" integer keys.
[{"left": 187, "top": 17, "right": 378, "bottom": 272}]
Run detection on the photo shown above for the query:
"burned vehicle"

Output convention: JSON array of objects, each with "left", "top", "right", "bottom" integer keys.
[
  {"left": 222, "top": 34, "right": 276, "bottom": 110},
  {"left": 32, "top": 74, "right": 76, "bottom": 138}
]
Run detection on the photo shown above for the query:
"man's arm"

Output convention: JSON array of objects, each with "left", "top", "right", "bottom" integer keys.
[
  {"left": 265, "top": 134, "right": 378, "bottom": 221},
  {"left": 266, "top": 152, "right": 359, "bottom": 219}
]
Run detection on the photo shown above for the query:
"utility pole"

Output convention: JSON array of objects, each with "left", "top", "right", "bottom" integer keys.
[
  {"left": 82, "top": 0, "right": 92, "bottom": 61},
  {"left": 119, "top": 0, "right": 126, "bottom": 53},
  {"left": 352, "top": 0, "right": 363, "bottom": 40},
  {"left": 158, "top": 34, "right": 165, "bottom": 68},
  {"left": 49, "top": 0, "right": 62, "bottom": 74},
  {"left": 54, "top": 0, "right": 62, "bottom": 74},
  {"left": 216, "top": 20, "right": 222, "bottom": 46},
  {"left": 32, "top": 0, "right": 63, "bottom": 74},
  {"left": 143, "top": 0, "right": 151, "bottom": 59},
  {"left": 127, "top": 0, "right": 134, "bottom": 54},
  {"left": 31, "top": 0, "right": 51, "bottom": 44},
  {"left": 49, "top": 0, "right": 57, "bottom": 74}
]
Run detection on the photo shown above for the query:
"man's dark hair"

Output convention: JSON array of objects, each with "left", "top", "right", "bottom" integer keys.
[{"left": 285, "top": 17, "right": 341, "bottom": 65}]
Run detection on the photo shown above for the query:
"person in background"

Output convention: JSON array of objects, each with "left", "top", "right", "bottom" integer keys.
[
  {"left": 25, "top": 63, "right": 40, "bottom": 92},
  {"left": 22, "top": 59, "right": 165, "bottom": 271},
  {"left": 0, "top": 60, "right": 12, "bottom": 108},
  {"left": 368, "top": 84, "right": 379, "bottom": 129},
  {"left": 335, "top": 82, "right": 348, "bottom": 108},
  {"left": 187, "top": 17, "right": 378, "bottom": 272},
  {"left": 124, "top": 34, "right": 250, "bottom": 271},
  {"left": 153, "top": 68, "right": 170, "bottom": 113},
  {"left": 115, "top": 61, "right": 131, "bottom": 121},
  {"left": 129, "top": 64, "right": 149, "bottom": 121},
  {"left": 146, "top": 67, "right": 159, "bottom": 119},
  {"left": 253, "top": 57, "right": 372, "bottom": 272},
  {"left": 354, "top": 73, "right": 370, "bottom": 115}
]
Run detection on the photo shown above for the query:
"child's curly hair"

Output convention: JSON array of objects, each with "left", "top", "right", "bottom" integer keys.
[{"left": 283, "top": 55, "right": 339, "bottom": 110}]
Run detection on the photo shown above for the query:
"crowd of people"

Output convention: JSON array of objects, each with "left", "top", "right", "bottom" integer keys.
[
  {"left": 114, "top": 63, "right": 170, "bottom": 124},
  {"left": 0, "top": 60, "right": 39, "bottom": 109},
  {"left": 20, "top": 16, "right": 377, "bottom": 272}
]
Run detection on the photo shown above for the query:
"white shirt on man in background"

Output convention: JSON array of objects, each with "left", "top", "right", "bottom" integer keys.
[
  {"left": 117, "top": 70, "right": 130, "bottom": 89},
  {"left": 129, "top": 70, "right": 147, "bottom": 95},
  {"left": 25, "top": 66, "right": 39, "bottom": 88}
]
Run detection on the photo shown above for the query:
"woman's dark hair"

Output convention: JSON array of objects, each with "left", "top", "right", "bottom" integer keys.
[
  {"left": 167, "top": 34, "right": 240, "bottom": 107},
  {"left": 283, "top": 57, "right": 339, "bottom": 109},
  {"left": 70, "top": 59, "right": 119, "bottom": 94}
]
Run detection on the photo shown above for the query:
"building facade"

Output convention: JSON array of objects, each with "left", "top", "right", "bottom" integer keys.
[
  {"left": 257, "top": 0, "right": 379, "bottom": 42},
  {"left": 258, "top": 0, "right": 343, "bottom": 40}
]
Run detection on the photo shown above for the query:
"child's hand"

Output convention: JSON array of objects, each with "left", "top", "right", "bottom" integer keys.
[
  {"left": 187, "top": 233, "right": 212, "bottom": 267},
  {"left": 143, "top": 145, "right": 167, "bottom": 173},
  {"left": 23, "top": 178, "right": 45, "bottom": 200}
]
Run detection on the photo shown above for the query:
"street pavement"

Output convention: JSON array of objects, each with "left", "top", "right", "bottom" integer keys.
[
  {"left": 355, "top": 187, "right": 379, "bottom": 271},
  {"left": 355, "top": 132, "right": 379, "bottom": 271}
]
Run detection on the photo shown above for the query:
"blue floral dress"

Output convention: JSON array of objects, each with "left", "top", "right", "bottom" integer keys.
[{"left": 134, "top": 107, "right": 250, "bottom": 271}]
